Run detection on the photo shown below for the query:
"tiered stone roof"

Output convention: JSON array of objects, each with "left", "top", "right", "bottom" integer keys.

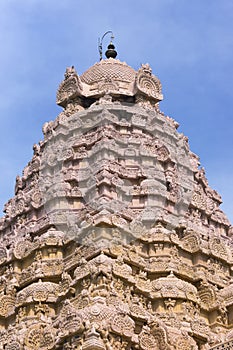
[{"left": 0, "top": 55, "right": 232, "bottom": 349}]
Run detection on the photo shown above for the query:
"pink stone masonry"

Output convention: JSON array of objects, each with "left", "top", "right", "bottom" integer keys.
[{"left": 0, "top": 57, "right": 232, "bottom": 349}]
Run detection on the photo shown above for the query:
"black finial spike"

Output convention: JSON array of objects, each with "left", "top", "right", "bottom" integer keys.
[{"left": 105, "top": 42, "right": 117, "bottom": 59}]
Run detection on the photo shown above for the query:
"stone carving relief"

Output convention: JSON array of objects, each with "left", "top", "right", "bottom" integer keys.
[
  {"left": 136, "top": 63, "right": 163, "bottom": 102},
  {"left": 57, "top": 66, "right": 83, "bottom": 107},
  {"left": 24, "top": 323, "right": 55, "bottom": 349},
  {"left": 198, "top": 280, "right": 217, "bottom": 310},
  {"left": 181, "top": 230, "right": 200, "bottom": 253},
  {"left": 0, "top": 57, "right": 232, "bottom": 350}
]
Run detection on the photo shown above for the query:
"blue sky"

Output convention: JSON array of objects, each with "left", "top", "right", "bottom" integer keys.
[{"left": 0, "top": 0, "right": 232, "bottom": 223}]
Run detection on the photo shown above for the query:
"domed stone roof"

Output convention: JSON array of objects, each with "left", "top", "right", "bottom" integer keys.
[
  {"left": 151, "top": 271, "right": 198, "bottom": 302},
  {"left": 57, "top": 58, "right": 163, "bottom": 107},
  {"left": 80, "top": 58, "right": 136, "bottom": 85}
]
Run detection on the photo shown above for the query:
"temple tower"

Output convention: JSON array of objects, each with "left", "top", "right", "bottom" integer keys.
[{"left": 0, "top": 42, "right": 232, "bottom": 349}]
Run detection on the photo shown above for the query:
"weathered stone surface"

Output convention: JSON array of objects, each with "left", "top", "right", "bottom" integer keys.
[{"left": 0, "top": 53, "right": 232, "bottom": 349}]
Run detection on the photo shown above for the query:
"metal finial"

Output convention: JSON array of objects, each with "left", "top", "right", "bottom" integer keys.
[
  {"left": 98, "top": 31, "right": 116, "bottom": 60},
  {"left": 105, "top": 42, "right": 117, "bottom": 59}
]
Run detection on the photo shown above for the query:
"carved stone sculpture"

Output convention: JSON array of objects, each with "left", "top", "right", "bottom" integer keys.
[{"left": 0, "top": 48, "right": 232, "bottom": 349}]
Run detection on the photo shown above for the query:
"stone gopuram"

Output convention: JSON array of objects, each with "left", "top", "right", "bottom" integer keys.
[{"left": 0, "top": 43, "right": 233, "bottom": 349}]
